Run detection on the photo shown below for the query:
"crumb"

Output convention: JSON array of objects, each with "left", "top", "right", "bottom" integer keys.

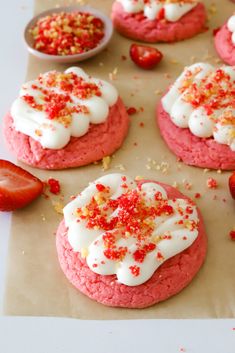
[
  {"left": 115, "top": 164, "right": 126, "bottom": 171},
  {"left": 135, "top": 175, "right": 145, "bottom": 181},
  {"left": 52, "top": 201, "right": 64, "bottom": 215},
  {"left": 170, "top": 59, "right": 179, "bottom": 64},
  {"left": 184, "top": 182, "right": 192, "bottom": 190},
  {"left": 164, "top": 73, "right": 171, "bottom": 79},
  {"left": 109, "top": 68, "right": 118, "bottom": 81},
  {"left": 154, "top": 89, "right": 163, "bottom": 95},
  {"left": 208, "top": 3, "right": 217, "bottom": 15},
  {"left": 102, "top": 156, "right": 111, "bottom": 170},
  {"left": 41, "top": 214, "right": 46, "bottom": 221}
]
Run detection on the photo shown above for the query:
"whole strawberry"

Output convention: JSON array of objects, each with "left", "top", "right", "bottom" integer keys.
[{"left": 130, "top": 44, "right": 163, "bottom": 70}]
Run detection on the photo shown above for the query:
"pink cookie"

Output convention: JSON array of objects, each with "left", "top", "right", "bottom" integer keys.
[
  {"left": 111, "top": 2, "right": 206, "bottom": 43},
  {"left": 157, "top": 101, "right": 235, "bottom": 170},
  {"left": 3, "top": 98, "right": 129, "bottom": 170},
  {"left": 56, "top": 181, "right": 207, "bottom": 308},
  {"left": 214, "top": 24, "right": 235, "bottom": 66}
]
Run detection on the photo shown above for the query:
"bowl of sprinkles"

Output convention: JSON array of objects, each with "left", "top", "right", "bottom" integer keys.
[{"left": 24, "top": 6, "right": 113, "bottom": 63}]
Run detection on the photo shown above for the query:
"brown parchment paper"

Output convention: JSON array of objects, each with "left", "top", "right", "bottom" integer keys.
[{"left": 3, "top": 0, "right": 235, "bottom": 319}]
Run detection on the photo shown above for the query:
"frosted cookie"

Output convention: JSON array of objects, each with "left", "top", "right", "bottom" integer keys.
[
  {"left": 111, "top": 0, "right": 206, "bottom": 43},
  {"left": 3, "top": 68, "right": 129, "bottom": 170},
  {"left": 56, "top": 174, "right": 207, "bottom": 308},
  {"left": 157, "top": 63, "right": 235, "bottom": 170},
  {"left": 214, "top": 15, "right": 235, "bottom": 66}
]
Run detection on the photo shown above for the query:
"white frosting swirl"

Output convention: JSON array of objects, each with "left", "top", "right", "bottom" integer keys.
[
  {"left": 162, "top": 63, "right": 235, "bottom": 151},
  {"left": 11, "top": 67, "right": 118, "bottom": 149},
  {"left": 117, "top": 0, "right": 198, "bottom": 22},
  {"left": 227, "top": 15, "right": 235, "bottom": 46},
  {"left": 64, "top": 174, "right": 199, "bottom": 286}
]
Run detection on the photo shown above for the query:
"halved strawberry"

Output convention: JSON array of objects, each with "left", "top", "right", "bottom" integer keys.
[
  {"left": 0, "top": 160, "right": 43, "bottom": 211},
  {"left": 129, "top": 43, "right": 163, "bottom": 70},
  {"left": 229, "top": 171, "right": 235, "bottom": 200}
]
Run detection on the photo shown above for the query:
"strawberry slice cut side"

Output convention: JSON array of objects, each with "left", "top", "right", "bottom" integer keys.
[
  {"left": 0, "top": 160, "right": 43, "bottom": 211},
  {"left": 229, "top": 172, "right": 235, "bottom": 200}
]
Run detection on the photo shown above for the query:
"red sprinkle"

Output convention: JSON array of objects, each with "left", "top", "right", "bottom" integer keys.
[
  {"left": 129, "top": 265, "right": 140, "bottom": 277},
  {"left": 207, "top": 178, "right": 218, "bottom": 189},
  {"left": 229, "top": 230, "right": 235, "bottom": 241},
  {"left": 194, "top": 193, "right": 201, "bottom": 199},
  {"left": 47, "top": 178, "right": 61, "bottom": 194},
  {"left": 127, "top": 107, "right": 137, "bottom": 115},
  {"left": 96, "top": 183, "right": 106, "bottom": 192}
]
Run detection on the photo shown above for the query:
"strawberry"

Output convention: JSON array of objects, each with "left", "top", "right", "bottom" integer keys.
[
  {"left": 229, "top": 171, "right": 235, "bottom": 200},
  {"left": 129, "top": 44, "right": 163, "bottom": 70},
  {"left": 0, "top": 159, "right": 43, "bottom": 211}
]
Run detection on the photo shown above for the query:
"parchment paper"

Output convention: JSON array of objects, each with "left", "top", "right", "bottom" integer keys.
[{"left": 3, "top": 0, "right": 235, "bottom": 319}]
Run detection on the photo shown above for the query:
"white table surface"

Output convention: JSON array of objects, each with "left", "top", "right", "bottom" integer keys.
[
  {"left": 0, "top": 0, "right": 32, "bottom": 313},
  {"left": 0, "top": 1, "right": 235, "bottom": 352}
]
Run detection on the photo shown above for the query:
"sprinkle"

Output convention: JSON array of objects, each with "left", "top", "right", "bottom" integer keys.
[
  {"left": 139, "top": 122, "right": 144, "bottom": 127},
  {"left": 127, "top": 107, "right": 137, "bottom": 115},
  {"left": 121, "top": 55, "right": 127, "bottom": 61},
  {"left": 194, "top": 193, "right": 201, "bottom": 199},
  {"left": 207, "top": 178, "right": 218, "bottom": 189},
  {"left": 129, "top": 265, "right": 140, "bottom": 277},
  {"left": 47, "top": 178, "right": 61, "bottom": 194},
  {"left": 156, "top": 252, "right": 164, "bottom": 261},
  {"left": 229, "top": 230, "right": 235, "bottom": 241}
]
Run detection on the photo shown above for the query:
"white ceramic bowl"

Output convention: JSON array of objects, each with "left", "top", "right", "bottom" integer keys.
[{"left": 24, "top": 5, "right": 113, "bottom": 63}]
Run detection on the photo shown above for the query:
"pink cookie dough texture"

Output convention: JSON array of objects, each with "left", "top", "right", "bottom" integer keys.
[
  {"left": 56, "top": 181, "right": 207, "bottom": 308},
  {"left": 214, "top": 24, "right": 235, "bottom": 66},
  {"left": 3, "top": 97, "right": 129, "bottom": 170},
  {"left": 157, "top": 101, "right": 235, "bottom": 170},
  {"left": 111, "top": 2, "right": 207, "bottom": 43}
]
